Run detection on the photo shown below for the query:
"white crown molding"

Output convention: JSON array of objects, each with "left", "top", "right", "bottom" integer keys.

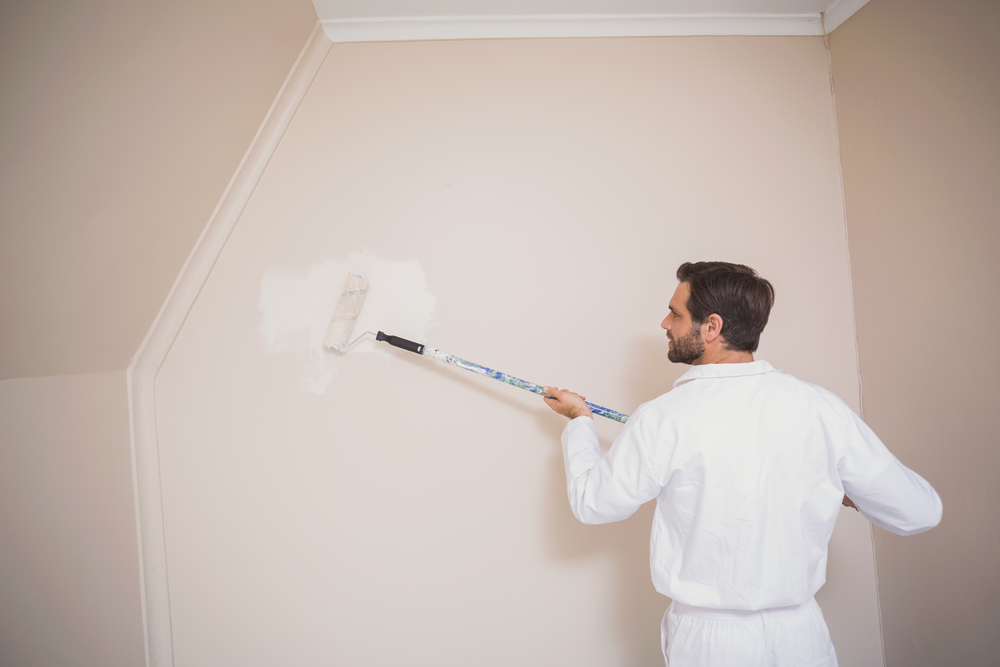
[
  {"left": 321, "top": 12, "right": 830, "bottom": 42},
  {"left": 125, "top": 21, "right": 331, "bottom": 667},
  {"left": 822, "top": 0, "right": 870, "bottom": 33}
]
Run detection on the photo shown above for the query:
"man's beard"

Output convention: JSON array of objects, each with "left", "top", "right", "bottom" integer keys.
[{"left": 667, "top": 324, "right": 705, "bottom": 364}]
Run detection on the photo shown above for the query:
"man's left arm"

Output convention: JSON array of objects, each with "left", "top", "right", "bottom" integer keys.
[{"left": 838, "top": 407, "right": 943, "bottom": 536}]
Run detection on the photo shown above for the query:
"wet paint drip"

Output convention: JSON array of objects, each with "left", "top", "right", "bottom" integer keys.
[{"left": 443, "top": 355, "right": 630, "bottom": 424}]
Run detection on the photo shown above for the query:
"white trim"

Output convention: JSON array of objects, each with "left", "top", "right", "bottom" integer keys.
[
  {"left": 125, "top": 21, "right": 331, "bottom": 667},
  {"left": 321, "top": 13, "right": 828, "bottom": 42},
  {"left": 821, "top": 21, "right": 886, "bottom": 667},
  {"left": 822, "top": 0, "right": 871, "bottom": 33}
]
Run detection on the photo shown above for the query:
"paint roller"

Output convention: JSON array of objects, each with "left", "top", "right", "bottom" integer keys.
[{"left": 323, "top": 274, "right": 629, "bottom": 423}]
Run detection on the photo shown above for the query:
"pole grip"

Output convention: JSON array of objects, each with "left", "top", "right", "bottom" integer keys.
[{"left": 376, "top": 331, "right": 425, "bottom": 355}]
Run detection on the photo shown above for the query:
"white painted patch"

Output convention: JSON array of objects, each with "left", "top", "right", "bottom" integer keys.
[{"left": 258, "top": 252, "right": 436, "bottom": 394}]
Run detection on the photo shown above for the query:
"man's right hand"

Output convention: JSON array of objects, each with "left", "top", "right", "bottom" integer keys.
[{"left": 543, "top": 386, "right": 593, "bottom": 420}]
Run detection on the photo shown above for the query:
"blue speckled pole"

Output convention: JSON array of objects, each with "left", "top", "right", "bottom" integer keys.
[
  {"left": 429, "top": 350, "right": 630, "bottom": 424},
  {"left": 370, "top": 331, "right": 631, "bottom": 423}
]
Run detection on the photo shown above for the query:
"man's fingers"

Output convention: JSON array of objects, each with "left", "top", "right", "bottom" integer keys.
[
  {"left": 541, "top": 385, "right": 593, "bottom": 419},
  {"left": 544, "top": 386, "right": 587, "bottom": 402}
]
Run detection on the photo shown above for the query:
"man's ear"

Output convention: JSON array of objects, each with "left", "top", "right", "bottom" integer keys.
[{"left": 703, "top": 313, "right": 725, "bottom": 343}]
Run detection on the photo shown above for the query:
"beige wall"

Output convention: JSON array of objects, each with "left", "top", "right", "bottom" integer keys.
[
  {"left": 0, "top": 2, "right": 318, "bottom": 665},
  {"left": 12, "top": 1, "right": 987, "bottom": 660},
  {"left": 0, "top": 372, "right": 143, "bottom": 667},
  {"left": 155, "top": 36, "right": 883, "bottom": 665},
  {"left": 829, "top": 0, "right": 1000, "bottom": 664},
  {"left": 0, "top": 0, "right": 317, "bottom": 379}
]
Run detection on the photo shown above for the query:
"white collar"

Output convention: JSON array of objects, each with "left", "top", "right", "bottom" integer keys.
[{"left": 673, "top": 360, "right": 779, "bottom": 388}]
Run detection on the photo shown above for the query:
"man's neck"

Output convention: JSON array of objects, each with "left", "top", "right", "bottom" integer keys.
[{"left": 693, "top": 348, "right": 755, "bottom": 366}]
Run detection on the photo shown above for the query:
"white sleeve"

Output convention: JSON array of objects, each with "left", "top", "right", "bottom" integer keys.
[
  {"left": 837, "top": 407, "right": 943, "bottom": 536},
  {"left": 560, "top": 414, "right": 662, "bottom": 525}
]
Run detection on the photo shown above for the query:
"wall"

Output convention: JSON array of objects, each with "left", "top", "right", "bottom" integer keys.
[
  {"left": 0, "top": 372, "right": 143, "bottom": 667},
  {"left": 0, "top": 2, "right": 318, "bottom": 664},
  {"left": 0, "top": 0, "right": 317, "bottom": 379},
  {"left": 829, "top": 1, "right": 1000, "bottom": 664},
  {"left": 155, "top": 36, "right": 883, "bottom": 666}
]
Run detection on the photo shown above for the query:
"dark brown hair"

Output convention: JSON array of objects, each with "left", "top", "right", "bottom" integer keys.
[{"left": 676, "top": 262, "right": 775, "bottom": 353}]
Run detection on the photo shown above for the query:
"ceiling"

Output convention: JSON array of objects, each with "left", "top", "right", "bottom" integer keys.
[{"left": 312, "top": 0, "right": 871, "bottom": 42}]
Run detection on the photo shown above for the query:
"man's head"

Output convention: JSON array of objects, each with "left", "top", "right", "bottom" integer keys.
[{"left": 662, "top": 262, "right": 774, "bottom": 364}]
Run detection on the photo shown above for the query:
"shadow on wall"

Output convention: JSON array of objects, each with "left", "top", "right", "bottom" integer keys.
[
  {"left": 391, "top": 337, "right": 674, "bottom": 664},
  {"left": 542, "top": 451, "right": 666, "bottom": 666}
]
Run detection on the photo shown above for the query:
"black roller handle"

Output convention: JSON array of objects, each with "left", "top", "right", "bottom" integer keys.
[{"left": 376, "top": 331, "right": 425, "bottom": 355}]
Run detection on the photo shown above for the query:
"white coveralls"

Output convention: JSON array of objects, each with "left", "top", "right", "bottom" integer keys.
[{"left": 561, "top": 361, "right": 942, "bottom": 667}]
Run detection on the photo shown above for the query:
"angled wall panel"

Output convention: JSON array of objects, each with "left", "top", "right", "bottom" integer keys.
[{"left": 830, "top": 0, "right": 1000, "bottom": 663}]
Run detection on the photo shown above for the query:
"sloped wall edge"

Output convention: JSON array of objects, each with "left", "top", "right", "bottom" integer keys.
[{"left": 125, "top": 22, "right": 332, "bottom": 667}]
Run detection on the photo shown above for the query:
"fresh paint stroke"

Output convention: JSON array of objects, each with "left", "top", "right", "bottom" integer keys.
[{"left": 258, "top": 252, "right": 436, "bottom": 394}]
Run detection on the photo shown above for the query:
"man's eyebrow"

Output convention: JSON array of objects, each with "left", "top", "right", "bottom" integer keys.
[{"left": 669, "top": 305, "right": 679, "bottom": 315}]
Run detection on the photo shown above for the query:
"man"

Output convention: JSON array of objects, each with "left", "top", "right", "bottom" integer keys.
[{"left": 543, "top": 261, "right": 941, "bottom": 667}]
